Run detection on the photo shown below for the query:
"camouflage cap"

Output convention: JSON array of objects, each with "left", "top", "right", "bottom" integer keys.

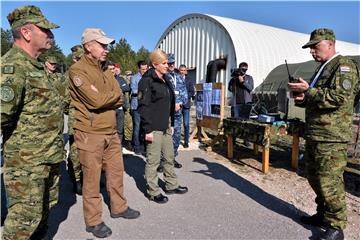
[
  {"left": 45, "top": 56, "right": 57, "bottom": 64},
  {"left": 302, "top": 28, "right": 336, "bottom": 49},
  {"left": 71, "top": 44, "right": 84, "bottom": 58},
  {"left": 7, "top": 5, "right": 59, "bottom": 30}
]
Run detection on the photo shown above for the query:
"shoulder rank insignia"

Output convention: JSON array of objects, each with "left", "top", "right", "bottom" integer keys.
[
  {"left": 2, "top": 65, "right": 14, "bottom": 74},
  {"left": 0, "top": 85, "right": 15, "bottom": 102}
]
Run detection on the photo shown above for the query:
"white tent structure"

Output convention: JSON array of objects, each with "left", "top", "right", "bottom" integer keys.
[{"left": 156, "top": 13, "right": 360, "bottom": 95}]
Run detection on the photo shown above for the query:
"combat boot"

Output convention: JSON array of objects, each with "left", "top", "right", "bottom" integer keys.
[
  {"left": 318, "top": 227, "right": 344, "bottom": 240},
  {"left": 300, "top": 213, "right": 325, "bottom": 227}
]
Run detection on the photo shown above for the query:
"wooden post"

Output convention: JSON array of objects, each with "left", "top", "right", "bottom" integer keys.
[
  {"left": 189, "top": 127, "right": 198, "bottom": 143},
  {"left": 254, "top": 144, "right": 259, "bottom": 155},
  {"left": 227, "top": 135, "right": 233, "bottom": 159},
  {"left": 262, "top": 147, "right": 270, "bottom": 174},
  {"left": 291, "top": 133, "right": 299, "bottom": 169}
]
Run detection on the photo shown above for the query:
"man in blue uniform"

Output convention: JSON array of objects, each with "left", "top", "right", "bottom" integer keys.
[{"left": 166, "top": 54, "right": 188, "bottom": 168}]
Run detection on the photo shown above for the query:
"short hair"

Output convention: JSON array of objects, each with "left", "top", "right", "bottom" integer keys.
[
  {"left": 11, "top": 23, "right": 32, "bottom": 40},
  {"left": 137, "top": 60, "right": 147, "bottom": 68},
  {"left": 113, "top": 63, "right": 121, "bottom": 69},
  {"left": 239, "top": 62, "right": 248, "bottom": 68},
  {"left": 149, "top": 49, "right": 167, "bottom": 66},
  {"left": 179, "top": 64, "right": 187, "bottom": 69}
]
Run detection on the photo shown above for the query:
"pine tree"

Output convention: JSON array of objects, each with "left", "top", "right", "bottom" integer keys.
[{"left": 1, "top": 28, "right": 13, "bottom": 56}]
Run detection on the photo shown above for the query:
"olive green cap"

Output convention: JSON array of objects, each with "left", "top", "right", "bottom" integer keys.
[
  {"left": 45, "top": 56, "right": 57, "bottom": 64},
  {"left": 302, "top": 28, "right": 336, "bottom": 49},
  {"left": 71, "top": 45, "right": 84, "bottom": 58},
  {"left": 7, "top": 5, "right": 59, "bottom": 29}
]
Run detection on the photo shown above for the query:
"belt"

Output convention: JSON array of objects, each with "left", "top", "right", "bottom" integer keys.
[{"left": 131, "top": 93, "right": 138, "bottom": 97}]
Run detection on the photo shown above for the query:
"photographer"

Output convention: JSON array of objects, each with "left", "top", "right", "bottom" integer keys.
[{"left": 228, "top": 62, "right": 254, "bottom": 118}]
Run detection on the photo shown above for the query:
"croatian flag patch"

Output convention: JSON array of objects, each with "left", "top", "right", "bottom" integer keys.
[{"left": 340, "top": 66, "right": 350, "bottom": 72}]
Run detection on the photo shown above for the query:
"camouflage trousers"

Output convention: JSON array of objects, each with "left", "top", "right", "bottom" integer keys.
[
  {"left": 2, "top": 163, "right": 60, "bottom": 240},
  {"left": 124, "top": 110, "right": 133, "bottom": 142},
  {"left": 67, "top": 135, "right": 82, "bottom": 182},
  {"left": 172, "top": 111, "right": 182, "bottom": 157},
  {"left": 305, "top": 141, "right": 347, "bottom": 230}
]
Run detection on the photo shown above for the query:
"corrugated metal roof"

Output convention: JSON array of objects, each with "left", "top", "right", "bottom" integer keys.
[{"left": 156, "top": 13, "right": 360, "bottom": 88}]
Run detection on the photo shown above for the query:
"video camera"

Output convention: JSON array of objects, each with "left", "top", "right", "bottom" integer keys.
[{"left": 231, "top": 68, "right": 246, "bottom": 78}]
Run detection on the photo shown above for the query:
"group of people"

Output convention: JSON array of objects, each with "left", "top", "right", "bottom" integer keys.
[
  {"left": 0, "top": 5, "right": 195, "bottom": 239},
  {"left": 1, "top": 4, "right": 359, "bottom": 240}
]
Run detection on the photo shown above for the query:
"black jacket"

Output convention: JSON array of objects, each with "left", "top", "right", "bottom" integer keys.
[{"left": 138, "top": 68, "right": 175, "bottom": 134}]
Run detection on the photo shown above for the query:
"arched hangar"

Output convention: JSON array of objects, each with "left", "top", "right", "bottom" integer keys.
[{"left": 155, "top": 13, "right": 360, "bottom": 95}]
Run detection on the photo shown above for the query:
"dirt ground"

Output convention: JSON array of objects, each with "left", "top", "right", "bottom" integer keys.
[{"left": 205, "top": 140, "right": 360, "bottom": 240}]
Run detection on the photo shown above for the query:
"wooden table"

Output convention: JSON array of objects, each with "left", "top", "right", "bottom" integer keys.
[{"left": 223, "top": 118, "right": 304, "bottom": 174}]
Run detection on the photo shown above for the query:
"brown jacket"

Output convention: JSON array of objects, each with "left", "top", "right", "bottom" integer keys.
[{"left": 69, "top": 55, "right": 123, "bottom": 134}]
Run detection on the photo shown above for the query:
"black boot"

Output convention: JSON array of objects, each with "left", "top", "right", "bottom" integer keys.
[
  {"left": 318, "top": 227, "right": 344, "bottom": 240},
  {"left": 174, "top": 160, "right": 182, "bottom": 168},
  {"left": 300, "top": 213, "right": 325, "bottom": 227},
  {"left": 86, "top": 222, "right": 112, "bottom": 238}
]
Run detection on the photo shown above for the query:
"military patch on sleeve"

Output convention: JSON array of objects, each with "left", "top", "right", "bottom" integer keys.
[
  {"left": 2, "top": 65, "right": 14, "bottom": 74},
  {"left": 73, "top": 76, "right": 83, "bottom": 87},
  {"left": 340, "top": 66, "right": 351, "bottom": 72},
  {"left": 0, "top": 85, "right": 15, "bottom": 102},
  {"left": 138, "top": 91, "right": 143, "bottom": 101},
  {"left": 341, "top": 79, "right": 352, "bottom": 90}
]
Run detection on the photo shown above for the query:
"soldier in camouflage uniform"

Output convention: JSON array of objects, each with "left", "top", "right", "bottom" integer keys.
[
  {"left": 67, "top": 45, "right": 84, "bottom": 195},
  {"left": 123, "top": 70, "right": 134, "bottom": 149},
  {"left": 0, "top": 5, "right": 62, "bottom": 240},
  {"left": 166, "top": 54, "right": 188, "bottom": 168},
  {"left": 288, "top": 28, "right": 360, "bottom": 240}
]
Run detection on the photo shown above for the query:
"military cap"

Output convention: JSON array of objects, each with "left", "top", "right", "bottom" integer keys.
[
  {"left": 302, "top": 28, "right": 336, "bottom": 49},
  {"left": 45, "top": 56, "right": 57, "bottom": 64},
  {"left": 167, "top": 53, "right": 175, "bottom": 63},
  {"left": 71, "top": 45, "right": 84, "bottom": 58},
  {"left": 7, "top": 5, "right": 59, "bottom": 29},
  {"left": 125, "top": 70, "right": 132, "bottom": 76},
  {"left": 81, "top": 28, "right": 115, "bottom": 45}
]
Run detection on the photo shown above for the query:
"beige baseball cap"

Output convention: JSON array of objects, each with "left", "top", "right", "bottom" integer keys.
[{"left": 81, "top": 28, "right": 115, "bottom": 45}]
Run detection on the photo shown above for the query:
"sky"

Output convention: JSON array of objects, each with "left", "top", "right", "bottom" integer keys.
[{"left": 1, "top": 1, "right": 359, "bottom": 56}]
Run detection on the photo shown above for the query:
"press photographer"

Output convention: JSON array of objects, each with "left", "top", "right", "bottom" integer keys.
[{"left": 228, "top": 62, "right": 254, "bottom": 118}]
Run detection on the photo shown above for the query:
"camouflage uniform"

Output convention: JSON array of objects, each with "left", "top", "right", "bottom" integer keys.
[
  {"left": 67, "top": 45, "right": 84, "bottom": 186},
  {"left": 166, "top": 71, "right": 188, "bottom": 157},
  {"left": 123, "top": 72, "right": 133, "bottom": 143},
  {"left": 296, "top": 29, "right": 360, "bottom": 230},
  {"left": 0, "top": 6, "right": 62, "bottom": 240}
]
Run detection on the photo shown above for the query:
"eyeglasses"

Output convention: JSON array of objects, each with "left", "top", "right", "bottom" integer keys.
[{"left": 168, "top": 62, "right": 175, "bottom": 66}]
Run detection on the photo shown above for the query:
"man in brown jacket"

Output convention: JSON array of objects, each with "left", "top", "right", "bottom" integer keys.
[{"left": 69, "top": 28, "right": 140, "bottom": 238}]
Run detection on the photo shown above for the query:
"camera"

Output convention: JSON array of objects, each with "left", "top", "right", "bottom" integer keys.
[{"left": 231, "top": 68, "right": 246, "bottom": 78}]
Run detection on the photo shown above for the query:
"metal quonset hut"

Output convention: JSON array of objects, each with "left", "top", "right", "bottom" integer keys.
[{"left": 155, "top": 13, "right": 360, "bottom": 97}]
